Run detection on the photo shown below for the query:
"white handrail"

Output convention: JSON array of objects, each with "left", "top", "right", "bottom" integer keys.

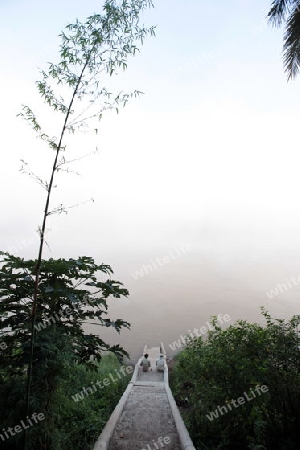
[
  {"left": 92, "top": 350, "right": 144, "bottom": 450},
  {"left": 161, "top": 341, "right": 196, "bottom": 450}
]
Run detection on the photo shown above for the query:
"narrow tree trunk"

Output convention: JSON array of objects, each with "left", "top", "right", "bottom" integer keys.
[{"left": 22, "top": 57, "right": 90, "bottom": 450}]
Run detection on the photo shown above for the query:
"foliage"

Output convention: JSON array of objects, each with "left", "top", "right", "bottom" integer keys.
[
  {"left": 0, "top": 252, "right": 130, "bottom": 370},
  {"left": 19, "top": 0, "right": 155, "bottom": 147},
  {"left": 0, "top": 252, "right": 130, "bottom": 448},
  {"left": 0, "top": 353, "right": 131, "bottom": 449},
  {"left": 170, "top": 309, "right": 300, "bottom": 450},
  {"left": 267, "top": 0, "right": 300, "bottom": 79}
]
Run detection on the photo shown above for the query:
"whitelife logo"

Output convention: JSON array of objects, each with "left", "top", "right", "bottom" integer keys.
[
  {"left": 0, "top": 413, "right": 45, "bottom": 443},
  {"left": 141, "top": 435, "right": 171, "bottom": 450},
  {"left": 266, "top": 275, "right": 300, "bottom": 299},
  {"left": 72, "top": 365, "right": 134, "bottom": 402},
  {"left": 34, "top": 304, "right": 78, "bottom": 332},
  {"left": 131, "top": 244, "right": 193, "bottom": 280},
  {"left": 0, "top": 341, "right": 8, "bottom": 352},
  {"left": 169, "top": 314, "right": 231, "bottom": 351},
  {"left": 206, "top": 385, "right": 269, "bottom": 421}
]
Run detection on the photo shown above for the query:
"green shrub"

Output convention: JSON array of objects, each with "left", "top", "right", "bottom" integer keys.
[
  {"left": 51, "top": 354, "right": 131, "bottom": 449},
  {"left": 0, "top": 354, "right": 131, "bottom": 449},
  {"left": 170, "top": 310, "right": 300, "bottom": 450}
]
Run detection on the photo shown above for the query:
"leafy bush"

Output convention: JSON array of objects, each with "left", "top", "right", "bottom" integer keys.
[
  {"left": 49, "top": 354, "right": 131, "bottom": 449},
  {"left": 0, "top": 353, "right": 131, "bottom": 449},
  {"left": 0, "top": 253, "right": 131, "bottom": 449},
  {"left": 170, "top": 309, "right": 300, "bottom": 450}
]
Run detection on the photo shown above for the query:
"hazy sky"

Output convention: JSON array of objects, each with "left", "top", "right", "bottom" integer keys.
[{"left": 1, "top": 0, "right": 300, "bottom": 358}]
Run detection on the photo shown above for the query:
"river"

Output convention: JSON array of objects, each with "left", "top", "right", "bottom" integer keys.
[{"left": 86, "top": 245, "right": 300, "bottom": 362}]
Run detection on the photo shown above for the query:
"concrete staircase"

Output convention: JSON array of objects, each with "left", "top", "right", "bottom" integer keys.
[{"left": 93, "top": 344, "right": 195, "bottom": 450}]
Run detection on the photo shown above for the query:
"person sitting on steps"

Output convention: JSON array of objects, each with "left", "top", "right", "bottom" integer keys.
[
  {"left": 140, "top": 353, "right": 151, "bottom": 372},
  {"left": 156, "top": 354, "right": 165, "bottom": 372}
]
